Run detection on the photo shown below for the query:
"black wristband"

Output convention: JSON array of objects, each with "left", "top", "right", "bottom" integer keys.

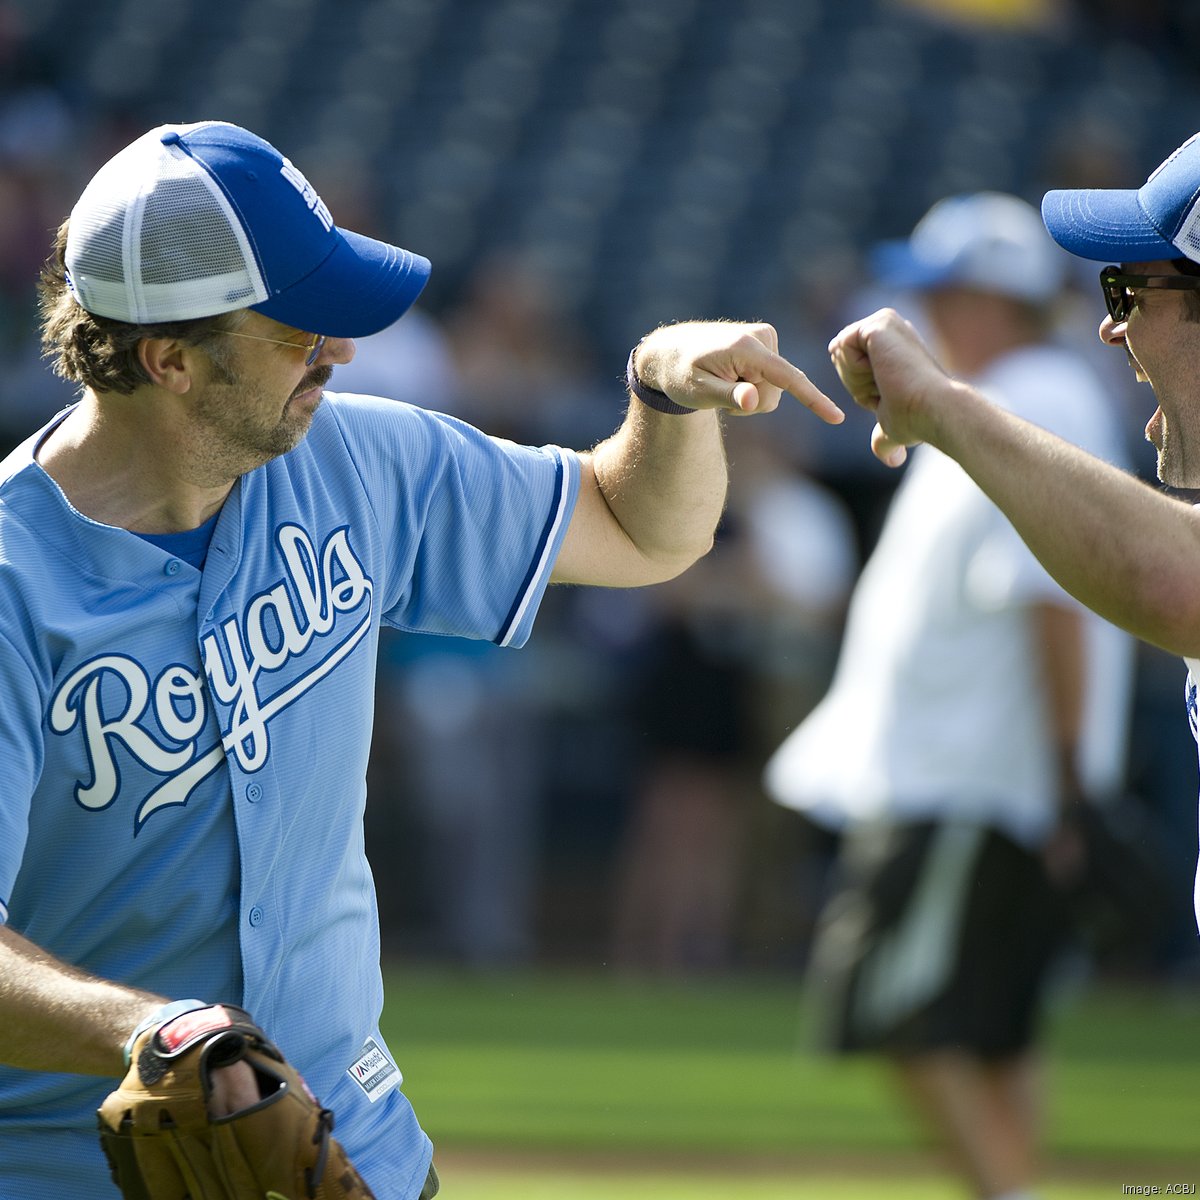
[{"left": 625, "top": 346, "right": 695, "bottom": 415}]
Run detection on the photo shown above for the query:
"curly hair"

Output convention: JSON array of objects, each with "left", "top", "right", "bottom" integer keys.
[{"left": 38, "top": 219, "right": 240, "bottom": 394}]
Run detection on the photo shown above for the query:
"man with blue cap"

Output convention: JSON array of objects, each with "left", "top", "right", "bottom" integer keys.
[
  {"left": 0, "top": 121, "right": 844, "bottom": 1199},
  {"left": 830, "top": 137, "right": 1200, "bottom": 926},
  {"left": 768, "top": 191, "right": 1131, "bottom": 1200}
]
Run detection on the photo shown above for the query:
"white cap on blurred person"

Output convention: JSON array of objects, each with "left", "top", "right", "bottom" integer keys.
[{"left": 871, "top": 192, "right": 1068, "bottom": 304}]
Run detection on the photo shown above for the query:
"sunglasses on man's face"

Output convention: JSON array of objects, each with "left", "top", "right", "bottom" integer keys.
[{"left": 1099, "top": 265, "right": 1200, "bottom": 323}]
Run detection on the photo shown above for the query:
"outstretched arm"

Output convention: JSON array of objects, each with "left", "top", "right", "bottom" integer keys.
[
  {"left": 552, "top": 321, "right": 843, "bottom": 587},
  {"left": 828, "top": 307, "right": 1200, "bottom": 657}
]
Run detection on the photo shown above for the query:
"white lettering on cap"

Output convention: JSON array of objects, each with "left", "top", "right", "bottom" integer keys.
[
  {"left": 1148, "top": 131, "right": 1200, "bottom": 185},
  {"left": 279, "top": 158, "right": 334, "bottom": 232}
]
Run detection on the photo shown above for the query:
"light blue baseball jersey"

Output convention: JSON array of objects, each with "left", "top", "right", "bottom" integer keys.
[
  {"left": 1187, "top": 671, "right": 1200, "bottom": 930},
  {"left": 0, "top": 390, "right": 579, "bottom": 1198}
]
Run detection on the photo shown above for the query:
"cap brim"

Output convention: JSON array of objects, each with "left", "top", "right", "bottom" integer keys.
[
  {"left": 868, "top": 239, "right": 954, "bottom": 290},
  {"left": 1041, "top": 188, "right": 1177, "bottom": 263},
  {"left": 251, "top": 227, "right": 432, "bottom": 337}
]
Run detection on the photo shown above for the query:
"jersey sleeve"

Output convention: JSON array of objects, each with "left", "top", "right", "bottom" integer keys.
[
  {"left": 324, "top": 393, "right": 580, "bottom": 647},
  {"left": 0, "top": 631, "right": 45, "bottom": 923}
]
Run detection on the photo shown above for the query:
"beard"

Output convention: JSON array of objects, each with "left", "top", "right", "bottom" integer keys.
[{"left": 190, "top": 364, "right": 334, "bottom": 479}]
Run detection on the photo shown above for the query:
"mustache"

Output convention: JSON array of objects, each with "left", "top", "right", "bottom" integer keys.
[{"left": 292, "top": 365, "right": 333, "bottom": 399}]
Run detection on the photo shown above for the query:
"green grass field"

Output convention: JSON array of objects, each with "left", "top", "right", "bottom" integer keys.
[{"left": 380, "top": 969, "right": 1200, "bottom": 1198}]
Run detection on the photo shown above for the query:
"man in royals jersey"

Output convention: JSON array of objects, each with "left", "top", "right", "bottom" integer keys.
[{"left": 0, "top": 121, "right": 844, "bottom": 1199}]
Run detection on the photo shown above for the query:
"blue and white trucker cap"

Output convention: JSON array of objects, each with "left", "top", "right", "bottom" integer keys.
[
  {"left": 871, "top": 192, "right": 1067, "bottom": 304},
  {"left": 64, "top": 121, "right": 431, "bottom": 336},
  {"left": 1042, "top": 131, "right": 1200, "bottom": 263}
]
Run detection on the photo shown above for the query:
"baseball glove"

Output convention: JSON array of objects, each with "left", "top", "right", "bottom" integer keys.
[{"left": 98, "top": 1003, "right": 375, "bottom": 1200}]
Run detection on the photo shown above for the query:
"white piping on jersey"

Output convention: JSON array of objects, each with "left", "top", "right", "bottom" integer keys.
[{"left": 496, "top": 447, "right": 570, "bottom": 649}]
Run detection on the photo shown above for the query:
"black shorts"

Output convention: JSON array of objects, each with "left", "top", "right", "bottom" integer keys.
[{"left": 807, "top": 819, "right": 1067, "bottom": 1060}]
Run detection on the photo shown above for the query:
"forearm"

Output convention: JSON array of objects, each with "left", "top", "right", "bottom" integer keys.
[
  {"left": 552, "top": 320, "right": 840, "bottom": 587},
  {"left": 586, "top": 401, "right": 728, "bottom": 581},
  {"left": 926, "top": 381, "right": 1200, "bottom": 656},
  {"left": 0, "top": 924, "right": 164, "bottom": 1076},
  {"left": 902, "top": 374, "right": 1200, "bottom": 657},
  {"left": 832, "top": 309, "right": 1200, "bottom": 653}
]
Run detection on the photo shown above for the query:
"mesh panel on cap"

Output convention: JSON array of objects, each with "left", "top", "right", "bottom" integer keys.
[
  {"left": 67, "top": 128, "right": 268, "bottom": 323},
  {"left": 68, "top": 197, "right": 127, "bottom": 284},
  {"left": 1175, "top": 196, "right": 1200, "bottom": 262},
  {"left": 141, "top": 178, "right": 252, "bottom": 286}
]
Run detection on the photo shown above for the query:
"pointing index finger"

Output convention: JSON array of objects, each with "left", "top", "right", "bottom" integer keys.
[{"left": 758, "top": 349, "right": 845, "bottom": 425}]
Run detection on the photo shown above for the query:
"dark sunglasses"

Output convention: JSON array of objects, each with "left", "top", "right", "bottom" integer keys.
[{"left": 1099, "top": 265, "right": 1200, "bottom": 323}]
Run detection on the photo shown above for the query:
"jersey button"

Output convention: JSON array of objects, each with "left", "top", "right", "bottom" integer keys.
[
  {"left": 164, "top": 559, "right": 182, "bottom": 576},
  {"left": 248, "top": 906, "right": 264, "bottom": 928},
  {"left": 245, "top": 783, "right": 262, "bottom": 803}
]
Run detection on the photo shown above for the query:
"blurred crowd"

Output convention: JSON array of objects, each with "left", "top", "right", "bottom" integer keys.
[
  {"left": 357, "top": 252, "right": 865, "bottom": 973},
  {"left": 2, "top": 0, "right": 1199, "bottom": 986},
  {"left": 279, "top": 231, "right": 1200, "bottom": 984}
]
